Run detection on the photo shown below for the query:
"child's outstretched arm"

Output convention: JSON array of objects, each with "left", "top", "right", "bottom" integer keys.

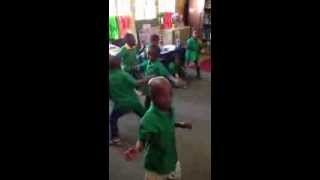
[
  {"left": 125, "top": 117, "right": 156, "bottom": 161},
  {"left": 157, "top": 63, "right": 183, "bottom": 86},
  {"left": 175, "top": 73, "right": 180, "bottom": 79},
  {"left": 136, "top": 78, "right": 148, "bottom": 86},
  {"left": 135, "top": 75, "right": 156, "bottom": 86},
  {"left": 175, "top": 122, "right": 192, "bottom": 129},
  {"left": 125, "top": 71, "right": 147, "bottom": 87},
  {"left": 135, "top": 140, "right": 144, "bottom": 152},
  {"left": 167, "top": 75, "right": 178, "bottom": 84},
  {"left": 167, "top": 75, "right": 186, "bottom": 88}
]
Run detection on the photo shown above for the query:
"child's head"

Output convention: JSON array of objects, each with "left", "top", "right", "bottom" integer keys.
[
  {"left": 150, "top": 34, "right": 160, "bottom": 46},
  {"left": 192, "top": 29, "right": 198, "bottom": 38},
  {"left": 149, "top": 77, "right": 172, "bottom": 111},
  {"left": 109, "top": 55, "right": 121, "bottom": 70},
  {"left": 124, "top": 33, "right": 136, "bottom": 47},
  {"left": 148, "top": 46, "right": 159, "bottom": 61}
]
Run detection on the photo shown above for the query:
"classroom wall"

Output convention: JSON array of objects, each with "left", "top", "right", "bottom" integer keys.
[
  {"left": 135, "top": 20, "right": 159, "bottom": 33},
  {"left": 111, "top": 0, "right": 190, "bottom": 43}
]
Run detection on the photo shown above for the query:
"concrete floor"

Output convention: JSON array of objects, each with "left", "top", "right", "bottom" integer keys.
[{"left": 109, "top": 71, "right": 211, "bottom": 180}]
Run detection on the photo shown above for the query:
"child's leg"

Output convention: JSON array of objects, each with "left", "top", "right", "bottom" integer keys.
[
  {"left": 195, "top": 59, "right": 201, "bottom": 79},
  {"left": 167, "top": 161, "right": 182, "bottom": 180},
  {"left": 178, "top": 69, "right": 186, "bottom": 80},
  {"left": 144, "top": 171, "right": 167, "bottom": 180},
  {"left": 109, "top": 108, "right": 128, "bottom": 140}
]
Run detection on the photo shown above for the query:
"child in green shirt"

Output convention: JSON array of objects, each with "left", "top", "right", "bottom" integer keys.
[
  {"left": 185, "top": 30, "right": 202, "bottom": 79},
  {"left": 118, "top": 33, "right": 139, "bottom": 78},
  {"left": 136, "top": 46, "right": 180, "bottom": 109},
  {"left": 138, "top": 34, "right": 161, "bottom": 70},
  {"left": 169, "top": 54, "right": 187, "bottom": 88},
  {"left": 109, "top": 55, "right": 149, "bottom": 145},
  {"left": 125, "top": 77, "right": 192, "bottom": 180},
  {"left": 146, "top": 34, "right": 161, "bottom": 58}
]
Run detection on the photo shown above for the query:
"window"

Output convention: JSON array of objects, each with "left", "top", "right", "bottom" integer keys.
[
  {"left": 135, "top": 0, "right": 157, "bottom": 20},
  {"left": 116, "top": 0, "right": 131, "bottom": 16},
  {"left": 109, "top": 0, "right": 117, "bottom": 16},
  {"left": 109, "top": 0, "right": 131, "bottom": 16},
  {"left": 159, "top": 0, "right": 176, "bottom": 13}
]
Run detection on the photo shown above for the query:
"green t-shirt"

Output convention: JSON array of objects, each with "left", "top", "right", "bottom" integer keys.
[
  {"left": 137, "top": 59, "right": 148, "bottom": 72},
  {"left": 168, "top": 62, "right": 183, "bottom": 75},
  {"left": 119, "top": 45, "right": 138, "bottom": 73},
  {"left": 139, "top": 104, "right": 178, "bottom": 175},
  {"left": 185, "top": 37, "right": 201, "bottom": 62},
  {"left": 144, "top": 59, "right": 170, "bottom": 77},
  {"left": 140, "top": 59, "right": 170, "bottom": 95},
  {"left": 109, "top": 69, "right": 145, "bottom": 115}
]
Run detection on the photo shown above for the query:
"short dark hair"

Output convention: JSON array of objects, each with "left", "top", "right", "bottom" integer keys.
[
  {"left": 124, "top": 33, "right": 135, "bottom": 42},
  {"left": 150, "top": 34, "right": 160, "bottom": 41}
]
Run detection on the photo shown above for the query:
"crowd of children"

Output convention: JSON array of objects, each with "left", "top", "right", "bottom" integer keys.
[{"left": 109, "top": 29, "right": 203, "bottom": 179}]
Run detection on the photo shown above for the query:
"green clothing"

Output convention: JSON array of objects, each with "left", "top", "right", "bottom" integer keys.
[
  {"left": 139, "top": 104, "right": 177, "bottom": 175},
  {"left": 144, "top": 59, "right": 170, "bottom": 77},
  {"left": 109, "top": 69, "right": 145, "bottom": 115},
  {"left": 140, "top": 59, "right": 170, "bottom": 96},
  {"left": 137, "top": 59, "right": 149, "bottom": 72},
  {"left": 185, "top": 37, "right": 201, "bottom": 62},
  {"left": 109, "top": 16, "right": 119, "bottom": 41},
  {"left": 119, "top": 45, "right": 138, "bottom": 73},
  {"left": 168, "top": 62, "right": 183, "bottom": 76}
]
